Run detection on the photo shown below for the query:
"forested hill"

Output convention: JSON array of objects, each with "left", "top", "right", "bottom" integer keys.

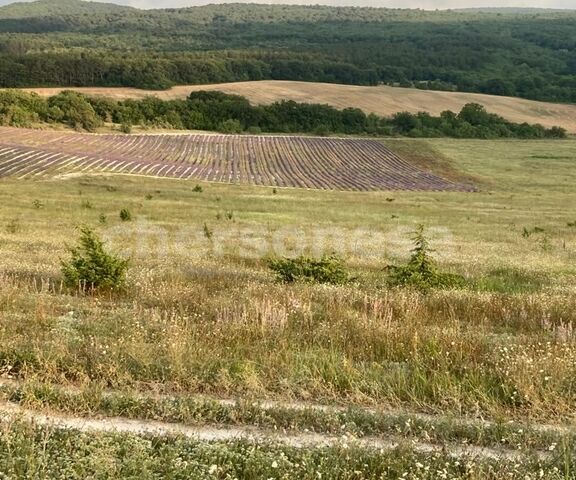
[
  {"left": 0, "top": 0, "right": 135, "bottom": 18},
  {"left": 0, "top": 0, "right": 575, "bottom": 103}
]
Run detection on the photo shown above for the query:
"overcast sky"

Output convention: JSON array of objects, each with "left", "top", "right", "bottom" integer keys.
[{"left": 0, "top": 0, "right": 574, "bottom": 10}]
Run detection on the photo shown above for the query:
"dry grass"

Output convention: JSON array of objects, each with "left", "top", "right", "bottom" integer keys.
[
  {"left": 0, "top": 138, "right": 574, "bottom": 423},
  {"left": 19, "top": 81, "right": 576, "bottom": 133},
  {"left": 0, "top": 136, "right": 575, "bottom": 476}
]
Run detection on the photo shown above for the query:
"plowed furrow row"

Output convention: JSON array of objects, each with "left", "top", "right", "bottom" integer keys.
[{"left": 0, "top": 128, "right": 474, "bottom": 192}]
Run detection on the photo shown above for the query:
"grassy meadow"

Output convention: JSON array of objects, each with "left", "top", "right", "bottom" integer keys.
[{"left": 0, "top": 138, "right": 575, "bottom": 478}]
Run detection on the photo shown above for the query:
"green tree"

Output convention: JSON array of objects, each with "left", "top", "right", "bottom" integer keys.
[
  {"left": 387, "top": 225, "right": 464, "bottom": 290},
  {"left": 48, "top": 91, "right": 102, "bottom": 132},
  {"left": 61, "top": 226, "right": 129, "bottom": 292}
]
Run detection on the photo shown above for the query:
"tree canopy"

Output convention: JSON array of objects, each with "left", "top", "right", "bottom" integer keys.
[
  {"left": 0, "top": 89, "right": 566, "bottom": 139},
  {"left": 0, "top": 1, "right": 575, "bottom": 103}
]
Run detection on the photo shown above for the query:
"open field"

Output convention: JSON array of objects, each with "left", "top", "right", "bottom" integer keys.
[
  {"left": 0, "top": 137, "right": 575, "bottom": 477},
  {"left": 20, "top": 81, "right": 576, "bottom": 134},
  {"left": 0, "top": 128, "right": 473, "bottom": 191}
]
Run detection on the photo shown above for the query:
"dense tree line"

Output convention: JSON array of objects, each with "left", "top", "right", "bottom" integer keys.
[
  {"left": 0, "top": 52, "right": 378, "bottom": 91},
  {"left": 0, "top": 2, "right": 575, "bottom": 102},
  {"left": 0, "top": 89, "right": 566, "bottom": 139}
]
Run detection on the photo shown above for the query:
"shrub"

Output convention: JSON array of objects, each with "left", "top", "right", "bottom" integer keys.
[
  {"left": 246, "top": 126, "right": 262, "bottom": 134},
  {"left": 47, "top": 91, "right": 103, "bottom": 132},
  {"left": 61, "top": 226, "right": 129, "bottom": 292},
  {"left": 522, "top": 226, "right": 545, "bottom": 238},
  {"left": 203, "top": 223, "right": 213, "bottom": 240},
  {"left": 387, "top": 225, "right": 464, "bottom": 290},
  {"left": 192, "top": 185, "right": 203, "bottom": 193},
  {"left": 218, "top": 119, "right": 243, "bottom": 134},
  {"left": 5, "top": 218, "right": 20, "bottom": 234},
  {"left": 119, "top": 209, "right": 132, "bottom": 222},
  {"left": 120, "top": 122, "right": 132, "bottom": 134},
  {"left": 313, "top": 124, "right": 331, "bottom": 137},
  {"left": 269, "top": 255, "right": 350, "bottom": 285}
]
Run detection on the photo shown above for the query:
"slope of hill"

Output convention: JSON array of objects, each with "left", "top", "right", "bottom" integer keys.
[
  {"left": 0, "top": 0, "right": 134, "bottom": 18},
  {"left": 21, "top": 81, "right": 576, "bottom": 134},
  {"left": 0, "top": 1, "right": 575, "bottom": 103}
]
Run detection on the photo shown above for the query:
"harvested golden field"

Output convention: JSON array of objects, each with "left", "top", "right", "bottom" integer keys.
[{"left": 21, "top": 80, "right": 576, "bottom": 133}]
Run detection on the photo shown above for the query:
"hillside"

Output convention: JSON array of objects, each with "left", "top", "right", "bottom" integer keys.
[
  {"left": 22, "top": 81, "right": 576, "bottom": 133},
  {"left": 0, "top": 1, "right": 575, "bottom": 103},
  {"left": 0, "top": 0, "right": 134, "bottom": 18}
]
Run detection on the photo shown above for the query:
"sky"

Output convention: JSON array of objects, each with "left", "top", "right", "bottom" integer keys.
[{"left": 0, "top": 0, "right": 574, "bottom": 10}]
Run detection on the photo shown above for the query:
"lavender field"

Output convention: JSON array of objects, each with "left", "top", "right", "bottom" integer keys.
[{"left": 0, "top": 128, "right": 472, "bottom": 191}]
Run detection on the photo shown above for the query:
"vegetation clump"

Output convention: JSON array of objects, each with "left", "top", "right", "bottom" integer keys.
[
  {"left": 119, "top": 208, "right": 132, "bottom": 221},
  {"left": 0, "top": 89, "right": 567, "bottom": 138},
  {"left": 61, "top": 226, "right": 129, "bottom": 292},
  {"left": 522, "top": 226, "right": 545, "bottom": 238},
  {"left": 203, "top": 222, "right": 213, "bottom": 240},
  {"left": 269, "top": 255, "right": 350, "bottom": 285},
  {"left": 387, "top": 225, "right": 465, "bottom": 290},
  {"left": 47, "top": 91, "right": 102, "bottom": 132},
  {"left": 218, "top": 118, "right": 243, "bottom": 134}
]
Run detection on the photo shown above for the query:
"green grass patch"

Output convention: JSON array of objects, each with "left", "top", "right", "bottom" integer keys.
[
  {"left": 472, "top": 267, "right": 549, "bottom": 294},
  {"left": 0, "top": 420, "right": 573, "bottom": 479}
]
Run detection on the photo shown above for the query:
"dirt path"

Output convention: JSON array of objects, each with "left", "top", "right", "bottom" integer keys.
[
  {"left": 0, "top": 399, "right": 543, "bottom": 461},
  {"left": 1, "top": 378, "right": 573, "bottom": 436}
]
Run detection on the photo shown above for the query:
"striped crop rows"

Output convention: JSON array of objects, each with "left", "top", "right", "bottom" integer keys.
[{"left": 0, "top": 128, "right": 473, "bottom": 191}]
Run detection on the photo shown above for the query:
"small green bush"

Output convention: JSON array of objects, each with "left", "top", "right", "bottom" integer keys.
[
  {"left": 246, "top": 126, "right": 262, "bottom": 134},
  {"left": 313, "top": 124, "right": 331, "bottom": 137},
  {"left": 119, "top": 208, "right": 132, "bottom": 222},
  {"left": 387, "top": 225, "right": 464, "bottom": 290},
  {"left": 5, "top": 218, "right": 20, "bottom": 234},
  {"left": 61, "top": 226, "right": 129, "bottom": 292},
  {"left": 192, "top": 185, "right": 203, "bottom": 193},
  {"left": 203, "top": 223, "right": 213, "bottom": 240},
  {"left": 269, "top": 255, "right": 350, "bottom": 285},
  {"left": 522, "top": 226, "right": 545, "bottom": 238},
  {"left": 218, "top": 119, "right": 243, "bottom": 134}
]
